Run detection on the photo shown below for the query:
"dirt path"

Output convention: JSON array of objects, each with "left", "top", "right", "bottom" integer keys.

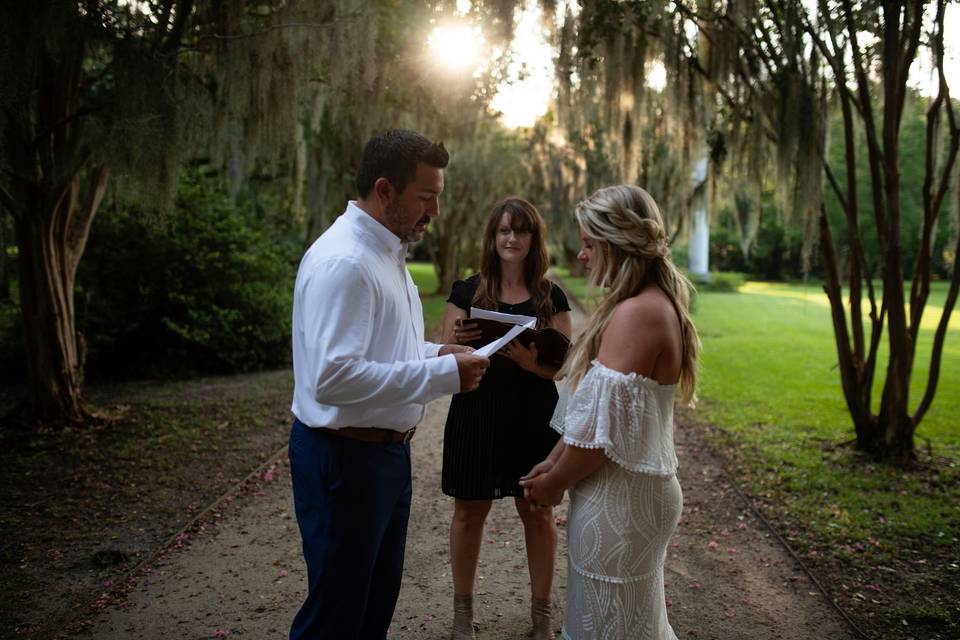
[
  {"left": 84, "top": 387, "right": 857, "bottom": 639},
  {"left": 84, "top": 296, "right": 858, "bottom": 639}
]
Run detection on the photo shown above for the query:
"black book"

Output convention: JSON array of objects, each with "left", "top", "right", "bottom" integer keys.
[{"left": 463, "top": 317, "right": 570, "bottom": 369}]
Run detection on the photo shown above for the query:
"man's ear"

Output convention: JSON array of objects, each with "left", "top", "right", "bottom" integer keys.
[{"left": 373, "top": 177, "right": 394, "bottom": 205}]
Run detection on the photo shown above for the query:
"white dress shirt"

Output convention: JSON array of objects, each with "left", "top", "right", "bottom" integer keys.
[{"left": 291, "top": 201, "right": 461, "bottom": 431}]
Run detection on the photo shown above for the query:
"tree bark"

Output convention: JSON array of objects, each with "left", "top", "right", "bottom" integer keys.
[
  {"left": 429, "top": 229, "right": 461, "bottom": 297},
  {"left": 911, "top": 1, "right": 960, "bottom": 429},
  {"left": 14, "top": 166, "right": 108, "bottom": 422},
  {"left": 4, "top": 27, "right": 110, "bottom": 423},
  {"left": 0, "top": 214, "right": 9, "bottom": 301},
  {"left": 819, "top": 205, "right": 873, "bottom": 441},
  {"left": 872, "top": 4, "right": 918, "bottom": 462}
]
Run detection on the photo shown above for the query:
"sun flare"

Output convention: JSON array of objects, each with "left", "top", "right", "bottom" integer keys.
[
  {"left": 488, "top": 2, "right": 554, "bottom": 129},
  {"left": 428, "top": 24, "right": 483, "bottom": 73}
]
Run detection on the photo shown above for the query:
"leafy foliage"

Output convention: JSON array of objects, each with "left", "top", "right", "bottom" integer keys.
[
  {"left": 426, "top": 120, "right": 531, "bottom": 294},
  {"left": 699, "top": 271, "right": 746, "bottom": 292},
  {"left": 76, "top": 170, "right": 298, "bottom": 378},
  {"left": 822, "top": 92, "right": 957, "bottom": 280},
  {"left": 710, "top": 197, "right": 807, "bottom": 280}
]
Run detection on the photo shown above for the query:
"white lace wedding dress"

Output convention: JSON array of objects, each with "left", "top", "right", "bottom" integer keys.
[{"left": 551, "top": 360, "right": 682, "bottom": 640}]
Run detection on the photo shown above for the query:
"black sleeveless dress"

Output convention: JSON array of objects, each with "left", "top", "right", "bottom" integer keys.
[{"left": 442, "top": 274, "right": 571, "bottom": 500}]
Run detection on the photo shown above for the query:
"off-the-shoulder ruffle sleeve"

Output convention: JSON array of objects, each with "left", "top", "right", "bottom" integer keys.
[{"left": 551, "top": 360, "right": 678, "bottom": 476}]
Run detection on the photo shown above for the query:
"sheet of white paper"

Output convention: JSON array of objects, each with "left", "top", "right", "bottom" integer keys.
[
  {"left": 469, "top": 307, "right": 536, "bottom": 326},
  {"left": 473, "top": 319, "right": 536, "bottom": 358}
]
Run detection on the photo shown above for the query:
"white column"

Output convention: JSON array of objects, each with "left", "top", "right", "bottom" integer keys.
[{"left": 688, "top": 154, "right": 709, "bottom": 281}]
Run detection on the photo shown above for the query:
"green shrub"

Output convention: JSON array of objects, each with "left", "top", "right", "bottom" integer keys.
[
  {"left": 708, "top": 200, "right": 809, "bottom": 280},
  {"left": 76, "top": 169, "right": 299, "bottom": 378},
  {"left": 702, "top": 271, "right": 746, "bottom": 292}
]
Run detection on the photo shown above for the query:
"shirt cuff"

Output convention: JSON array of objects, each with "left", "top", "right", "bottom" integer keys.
[
  {"left": 423, "top": 341, "right": 443, "bottom": 358},
  {"left": 427, "top": 353, "right": 461, "bottom": 397}
]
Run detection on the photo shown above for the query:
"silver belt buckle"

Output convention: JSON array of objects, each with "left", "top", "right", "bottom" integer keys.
[{"left": 401, "top": 427, "right": 416, "bottom": 444}]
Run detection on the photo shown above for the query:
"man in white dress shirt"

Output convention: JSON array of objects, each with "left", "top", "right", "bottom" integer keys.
[{"left": 289, "top": 129, "right": 489, "bottom": 640}]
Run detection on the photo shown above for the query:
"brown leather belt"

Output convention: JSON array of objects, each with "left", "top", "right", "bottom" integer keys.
[{"left": 322, "top": 426, "right": 416, "bottom": 444}]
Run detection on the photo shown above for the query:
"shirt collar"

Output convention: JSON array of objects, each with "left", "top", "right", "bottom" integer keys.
[{"left": 344, "top": 201, "right": 407, "bottom": 261}]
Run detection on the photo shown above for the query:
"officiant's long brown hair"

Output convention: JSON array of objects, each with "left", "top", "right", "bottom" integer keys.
[{"left": 471, "top": 197, "right": 555, "bottom": 327}]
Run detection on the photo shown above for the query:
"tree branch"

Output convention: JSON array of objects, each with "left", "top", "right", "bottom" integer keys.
[
  {"left": 913, "top": 221, "right": 960, "bottom": 424},
  {"left": 910, "top": 0, "right": 959, "bottom": 344},
  {"left": 822, "top": 161, "right": 849, "bottom": 213},
  {"left": 155, "top": 0, "right": 175, "bottom": 42},
  {"left": 819, "top": 203, "right": 865, "bottom": 424},
  {"left": 759, "top": 0, "right": 788, "bottom": 44},
  {"left": 927, "top": 0, "right": 959, "bottom": 221},
  {"left": 65, "top": 164, "right": 109, "bottom": 279},
  {"left": 160, "top": 0, "right": 195, "bottom": 55},
  {"left": 0, "top": 183, "right": 19, "bottom": 221},
  {"left": 51, "top": 145, "right": 93, "bottom": 217},
  {"left": 840, "top": 0, "right": 888, "bottom": 251},
  {"left": 29, "top": 106, "right": 104, "bottom": 152},
  {"left": 803, "top": 3, "right": 860, "bottom": 117},
  {"left": 863, "top": 295, "right": 886, "bottom": 402},
  {"left": 899, "top": 0, "right": 925, "bottom": 93},
  {"left": 684, "top": 54, "right": 778, "bottom": 144}
]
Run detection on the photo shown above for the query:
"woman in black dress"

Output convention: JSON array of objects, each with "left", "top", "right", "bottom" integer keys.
[{"left": 441, "top": 197, "right": 572, "bottom": 640}]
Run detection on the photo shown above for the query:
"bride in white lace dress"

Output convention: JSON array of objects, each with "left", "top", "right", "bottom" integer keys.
[{"left": 519, "top": 185, "right": 700, "bottom": 640}]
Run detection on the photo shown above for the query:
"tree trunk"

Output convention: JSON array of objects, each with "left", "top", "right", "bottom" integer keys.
[
  {"left": 16, "top": 213, "right": 85, "bottom": 421},
  {"left": 433, "top": 238, "right": 460, "bottom": 297},
  {"left": 0, "top": 215, "right": 9, "bottom": 301},
  {"left": 562, "top": 245, "right": 585, "bottom": 276},
  {"left": 1, "top": 27, "right": 111, "bottom": 423},
  {"left": 873, "top": 14, "right": 916, "bottom": 462},
  {"left": 13, "top": 166, "right": 108, "bottom": 423}
]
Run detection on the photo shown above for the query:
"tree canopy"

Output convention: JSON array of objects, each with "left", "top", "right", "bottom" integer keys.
[{"left": 1, "top": 0, "right": 957, "bottom": 461}]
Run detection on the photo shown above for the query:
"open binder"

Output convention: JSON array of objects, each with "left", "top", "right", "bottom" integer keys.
[{"left": 465, "top": 308, "right": 570, "bottom": 369}]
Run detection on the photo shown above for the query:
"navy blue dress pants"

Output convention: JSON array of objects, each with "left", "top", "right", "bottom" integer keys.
[{"left": 289, "top": 419, "right": 412, "bottom": 640}]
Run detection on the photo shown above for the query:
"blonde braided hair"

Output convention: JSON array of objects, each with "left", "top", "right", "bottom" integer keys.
[{"left": 559, "top": 185, "right": 701, "bottom": 405}]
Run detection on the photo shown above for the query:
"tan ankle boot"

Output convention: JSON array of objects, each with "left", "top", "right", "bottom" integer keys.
[
  {"left": 531, "top": 596, "right": 553, "bottom": 640},
  {"left": 451, "top": 593, "right": 475, "bottom": 640}
]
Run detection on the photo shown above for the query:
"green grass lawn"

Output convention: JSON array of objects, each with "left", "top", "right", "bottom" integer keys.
[
  {"left": 691, "top": 278, "right": 959, "bottom": 533},
  {"left": 548, "top": 271, "right": 959, "bottom": 451},
  {"left": 408, "top": 262, "right": 448, "bottom": 336},
  {"left": 419, "top": 260, "right": 959, "bottom": 461},
  {"left": 695, "top": 280, "right": 960, "bottom": 449},
  {"left": 550, "top": 265, "right": 597, "bottom": 309},
  {"left": 692, "top": 280, "right": 959, "bottom": 637}
]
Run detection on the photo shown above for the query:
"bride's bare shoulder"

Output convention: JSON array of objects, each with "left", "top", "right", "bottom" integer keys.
[
  {"left": 598, "top": 288, "right": 674, "bottom": 375},
  {"left": 609, "top": 288, "right": 674, "bottom": 332}
]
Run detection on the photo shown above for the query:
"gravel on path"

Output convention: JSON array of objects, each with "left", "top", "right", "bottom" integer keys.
[{"left": 86, "top": 391, "right": 856, "bottom": 639}]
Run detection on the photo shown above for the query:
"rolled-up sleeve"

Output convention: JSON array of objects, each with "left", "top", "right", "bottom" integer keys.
[{"left": 299, "top": 258, "right": 460, "bottom": 407}]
